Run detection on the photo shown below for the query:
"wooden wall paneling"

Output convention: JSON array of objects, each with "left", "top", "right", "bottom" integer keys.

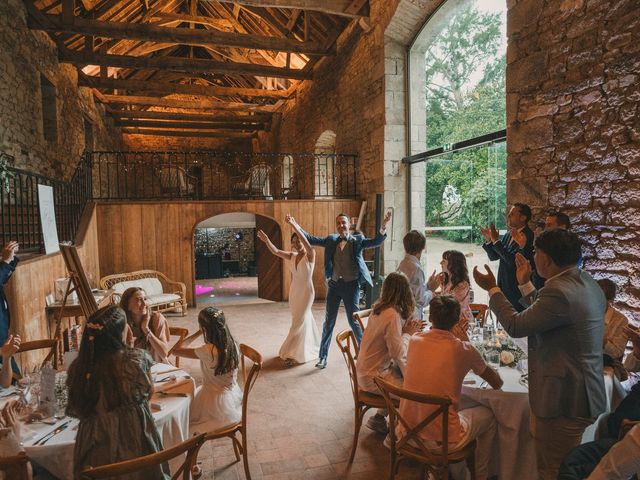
[
  {"left": 96, "top": 202, "right": 115, "bottom": 277},
  {"left": 122, "top": 203, "right": 144, "bottom": 271},
  {"left": 255, "top": 214, "right": 283, "bottom": 302},
  {"left": 141, "top": 203, "right": 158, "bottom": 269}
]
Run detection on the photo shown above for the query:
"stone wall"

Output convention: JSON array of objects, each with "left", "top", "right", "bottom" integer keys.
[
  {"left": 195, "top": 227, "right": 256, "bottom": 274},
  {"left": 507, "top": 0, "right": 640, "bottom": 318},
  {"left": 0, "top": 0, "right": 122, "bottom": 179}
]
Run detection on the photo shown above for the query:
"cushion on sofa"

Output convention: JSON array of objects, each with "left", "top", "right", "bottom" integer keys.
[
  {"left": 111, "top": 277, "right": 164, "bottom": 296},
  {"left": 147, "top": 293, "right": 182, "bottom": 306}
]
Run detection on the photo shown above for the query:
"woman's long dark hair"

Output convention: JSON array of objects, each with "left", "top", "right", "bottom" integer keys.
[
  {"left": 372, "top": 272, "right": 416, "bottom": 321},
  {"left": 442, "top": 250, "right": 469, "bottom": 288},
  {"left": 66, "top": 306, "right": 129, "bottom": 419},
  {"left": 198, "top": 307, "right": 239, "bottom": 375}
]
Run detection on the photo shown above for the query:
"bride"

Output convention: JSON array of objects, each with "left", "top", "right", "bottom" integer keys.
[{"left": 257, "top": 214, "right": 320, "bottom": 366}]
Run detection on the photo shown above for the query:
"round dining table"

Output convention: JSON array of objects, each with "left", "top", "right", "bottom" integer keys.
[{"left": 2, "top": 363, "right": 194, "bottom": 480}]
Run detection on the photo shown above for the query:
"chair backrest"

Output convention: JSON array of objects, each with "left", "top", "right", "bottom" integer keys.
[
  {"left": 469, "top": 304, "right": 488, "bottom": 327},
  {"left": 353, "top": 309, "right": 372, "bottom": 333},
  {"left": 374, "top": 376, "right": 453, "bottom": 462},
  {"left": 168, "top": 327, "right": 189, "bottom": 366},
  {"left": 238, "top": 344, "right": 263, "bottom": 427},
  {"left": 80, "top": 433, "right": 206, "bottom": 480},
  {"left": 335, "top": 329, "right": 361, "bottom": 405},
  {"left": 157, "top": 166, "right": 187, "bottom": 191},
  {"left": 16, "top": 339, "right": 58, "bottom": 371},
  {"left": 248, "top": 164, "right": 271, "bottom": 196},
  {"left": 0, "top": 452, "right": 30, "bottom": 480}
]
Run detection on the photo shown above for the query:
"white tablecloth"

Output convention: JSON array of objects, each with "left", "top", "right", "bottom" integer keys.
[
  {"left": 9, "top": 363, "right": 194, "bottom": 480},
  {"left": 462, "top": 366, "right": 537, "bottom": 480}
]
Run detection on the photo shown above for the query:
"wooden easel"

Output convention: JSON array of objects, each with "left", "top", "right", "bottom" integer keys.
[{"left": 51, "top": 245, "right": 100, "bottom": 365}]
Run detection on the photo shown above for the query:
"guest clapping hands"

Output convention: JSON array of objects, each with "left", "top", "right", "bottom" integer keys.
[{"left": 1, "top": 334, "right": 20, "bottom": 388}]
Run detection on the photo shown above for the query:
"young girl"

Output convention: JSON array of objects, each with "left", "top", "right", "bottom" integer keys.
[
  {"left": 120, "top": 287, "right": 172, "bottom": 364},
  {"left": 66, "top": 306, "right": 169, "bottom": 480},
  {"left": 437, "top": 250, "right": 474, "bottom": 341},
  {"left": 257, "top": 214, "right": 320, "bottom": 365},
  {"left": 172, "top": 307, "right": 243, "bottom": 433}
]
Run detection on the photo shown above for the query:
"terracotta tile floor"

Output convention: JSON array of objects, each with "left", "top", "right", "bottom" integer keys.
[{"left": 168, "top": 298, "right": 425, "bottom": 480}]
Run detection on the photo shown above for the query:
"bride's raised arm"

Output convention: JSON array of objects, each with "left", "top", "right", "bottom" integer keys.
[
  {"left": 286, "top": 214, "right": 315, "bottom": 263},
  {"left": 257, "top": 229, "right": 293, "bottom": 260}
]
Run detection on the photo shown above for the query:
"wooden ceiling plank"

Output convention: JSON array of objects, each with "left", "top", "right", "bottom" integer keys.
[
  {"left": 116, "top": 119, "right": 263, "bottom": 130},
  {"left": 111, "top": 110, "right": 272, "bottom": 122},
  {"left": 79, "top": 74, "right": 291, "bottom": 98},
  {"left": 120, "top": 128, "right": 256, "bottom": 138},
  {"left": 29, "top": 13, "right": 333, "bottom": 55},
  {"left": 149, "top": 12, "right": 234, "bottom": 30},
  {"left": 60, "top": 48, "right": 312, "bottom": 79}
]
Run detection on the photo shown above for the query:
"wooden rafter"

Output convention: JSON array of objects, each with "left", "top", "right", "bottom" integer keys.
[
  {"left": 110, "top": 110, "right": 272, "bottom": 122},
  {"left": 29, "top": 12, "right": 335, "bottom": 55},
  {"left": 60, "top": 48, "right": 312, "bottom": 80},
  {"left": 78, "top": 74, "right": 291, "bottom": 98},
  {"left": 214, "top": 0, "right": 368, "bottom": 18},
  {"left": 99, "top": 94, "right": 277, "bottom": 112},
  {"left": 115, "top": 120, "right": 264, "bottom": 130},
  {"left": 120, "top": 128, "right": 256, "bottom": 138}
]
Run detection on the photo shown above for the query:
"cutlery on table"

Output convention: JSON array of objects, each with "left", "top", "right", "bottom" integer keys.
[
  {"left": 40, "top": 422, "right": 71, "bottom": 445},
  {"left": 33, "top": 420, "right": 71, "bottom": 446},
  {"left": 157, "top": 391, "right": 188, "bottom": 398},
  {"left": 157, "top": 375, "right": 191, "bottom": 382}
]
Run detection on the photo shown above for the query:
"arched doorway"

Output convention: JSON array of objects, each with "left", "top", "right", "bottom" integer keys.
[{"left": 193, "top": 212, "right": 282, "bottom": 305}]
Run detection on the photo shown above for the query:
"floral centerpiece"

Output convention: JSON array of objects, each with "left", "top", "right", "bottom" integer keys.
[{"left": 475, "top": 330, "right": 526, "bottom": 368}]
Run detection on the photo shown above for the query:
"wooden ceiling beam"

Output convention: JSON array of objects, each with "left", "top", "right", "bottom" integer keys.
[
  {"left": 115, "top": 120, "right": 263, "bottom": 130},
  {"left": 110, "top": 110, "right": 272, "bottom": 122},
  {"left": 60, "top": 48, "right": 312, "bottom": 79},
  {"left": 28, "top": 12, "right": 334, "bottom": 55},
  {"left": 121, "top": 128, "right": 256, "bottom": 138},
  {"left": 214, "top": 0, "right": 367, "bottom": 18},
  {"left": 99, "top": 94, "right": 276, "bottom": 112},
  {"left": 79, "top": 74, "right": 291, "bottom": 98},
  {"left": 148, "top": 12, "right": 234, "bottom": 31}
]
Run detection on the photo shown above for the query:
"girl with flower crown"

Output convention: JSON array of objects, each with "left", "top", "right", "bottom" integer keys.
[
  {"left": 66, "top": 305, "right": 169, "bottom": 479},
  {"left": 172, "top": 307, "right": 242, "bottom": 433}
]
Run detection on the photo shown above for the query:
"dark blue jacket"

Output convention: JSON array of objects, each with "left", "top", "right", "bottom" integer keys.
[
  {"left": 301, "top": 230, "right": 386, "bottom": 286},
  {"left": 482, "top": 227, "right": 534, "bottom": 312},
  {"left": 0, "top": 257, "right": 19, "bottom": 375}
]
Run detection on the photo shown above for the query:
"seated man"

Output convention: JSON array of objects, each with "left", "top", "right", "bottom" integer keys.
[
  {"left": 597, "top": 279, "right": 629, "bottom": 364},
  {"left": 397, "top": 295, "right": 503, "bottom": 480}
]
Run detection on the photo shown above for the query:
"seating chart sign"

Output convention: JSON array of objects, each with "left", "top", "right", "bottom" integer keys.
[{"left": 38, "top": 184, "right": 60, "bottom": 254}]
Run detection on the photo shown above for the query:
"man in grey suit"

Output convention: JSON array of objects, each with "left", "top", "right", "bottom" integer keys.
[{"left": 473, "top": 229, "right": 607, "bottom": 480}]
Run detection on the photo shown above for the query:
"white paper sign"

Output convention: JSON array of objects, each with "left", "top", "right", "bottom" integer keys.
[{"left": 38, "top": 184, "right": 60, "bottom": 254}]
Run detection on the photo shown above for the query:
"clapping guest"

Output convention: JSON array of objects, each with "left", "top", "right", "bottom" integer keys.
[
  {"left": 66, "top": 306, "right": 169, "bottom": 479},
  {"left": 172, "top": 307, "right": 242, "bottom": 434},
  {"left": 357, "top": 272, "right": 423, "bottom": 434},
  {"left": 120, "top": 287, "right": 171, "bottom": 364},
  {"left": 0, "top": 241, "right": 20, "bottom": 377},
  {"left": 433, "top": 250, "right": 473, "bottom": 341},
  {"left": 597, "top": 279, "right": 629, "bottom": 362},
  {"left": 1, "top": 334, "right": 20, "bottom": 388},
  {"left": 480, "top": 204, "right": 535, "bottom": 311},
  {"left": 396, "top": 230, "right": 437, "bottom": 320},
  {"left": 398, "top": 296, "right": 502, "bottom": 480}
]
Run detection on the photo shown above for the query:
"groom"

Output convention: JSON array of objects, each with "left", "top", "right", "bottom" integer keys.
[{"left": 300, "top": 211, "right": 392, "bottom": 369}]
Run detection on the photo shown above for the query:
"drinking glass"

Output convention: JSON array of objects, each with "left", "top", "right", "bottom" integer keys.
[{"left": 486, "top": 350, "right": 500, "bottom": 370}]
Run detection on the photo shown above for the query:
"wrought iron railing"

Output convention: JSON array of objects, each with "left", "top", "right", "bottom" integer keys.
[
  {"left": 0, "top": 150, "right": 358, "bottom": 253},
  {"left": 89, "top": 151, "right": 359, "bottom": 201},
  {"left": 0, "top": 153, "right": 92, "bottom": 253}
]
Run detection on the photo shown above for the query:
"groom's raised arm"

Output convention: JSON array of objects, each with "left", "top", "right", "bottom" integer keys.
[{"left": 298, "top": 226, "right": 329, "bottom": 247}]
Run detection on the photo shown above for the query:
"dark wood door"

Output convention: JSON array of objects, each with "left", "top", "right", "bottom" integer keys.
[{"left": 255, "top": 214, "right": 283, "bottom": 301}]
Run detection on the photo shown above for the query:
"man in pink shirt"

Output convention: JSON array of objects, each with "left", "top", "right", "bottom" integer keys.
[{"left": 398, "top": 296, "right": 503, "bottom": 479}]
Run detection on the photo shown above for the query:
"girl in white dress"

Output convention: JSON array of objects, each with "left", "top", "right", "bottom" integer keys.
[
  {"left": 257, "top": 214, "right": 320, "bottom": 366},
  {"left": 173, "top": 307, "right": 243, "bottom": 433}
]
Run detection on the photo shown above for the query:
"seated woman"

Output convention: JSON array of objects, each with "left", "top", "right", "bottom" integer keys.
[
  {"left": 1, "top": 334, "right": 20, "bottom": 388},
  {"left": 0, "top": 400, "right": 29, "bottom": 480},
  {"left": 120, "top": 287, "right": 171, "bottom": 364},
  {"left": 356, "top": 272, "right": 423, "bottom": 433},
  {"left": 435, "top": 250, "right": 474, "bottom": 341},
  {"left": 597, "top": 279, "right": 629, "bottom": 362},
  {"left": 172, "top": 307, "right": 242, "bottom": 434},
  {"left": 66, "top": 306, "right": 169, "bottom": 479}
]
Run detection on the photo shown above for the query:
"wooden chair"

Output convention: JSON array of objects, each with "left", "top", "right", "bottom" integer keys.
[
  {"left": 0, "top": 452, "right": 30, "bottom": 480},
  {"left": 469, "top": 304, "right": 489, "bottom": 327},
  {"left": 232, "top": 164, "right": 272, "bottom": 198},
  {"left": 336, "top": 329, "right": 397, "bottom": 464},
  {"left": 15, "top": 339, "right": 59, "bottom": 374},
  {"left": 80, "top": 433, "right": 205, "bottom": 479},
  {"left": 155, "top": 165, "right": 197, "bottom": 198},
  {"left": 192, "top": 343, "right": 262, "bottom": 480},
  {"left": 353, "top": 308, "right": 372, "bottom": 334},
  {"left": 374, "top": 377, "right": 476, "bottom": 480},
  {"left": 167, "top": 327, "right": 189, "bottom": 367}
]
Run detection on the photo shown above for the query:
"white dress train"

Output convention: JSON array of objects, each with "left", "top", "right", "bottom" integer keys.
[{"left": 278, "top": 254, "right": 320, "bottom": 363}]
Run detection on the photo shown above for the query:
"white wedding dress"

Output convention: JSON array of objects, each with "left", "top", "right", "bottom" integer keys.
[{"left": 279, "top": 253, "right": 320, "bottom": 363}]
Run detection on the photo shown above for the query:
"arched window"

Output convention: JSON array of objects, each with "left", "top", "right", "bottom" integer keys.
[
  {"left": 314, "top": 130, "right": 336, "bottom": 197},
  {"left": 408, "top": 0, "right": 507, "bottom": 304}
]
